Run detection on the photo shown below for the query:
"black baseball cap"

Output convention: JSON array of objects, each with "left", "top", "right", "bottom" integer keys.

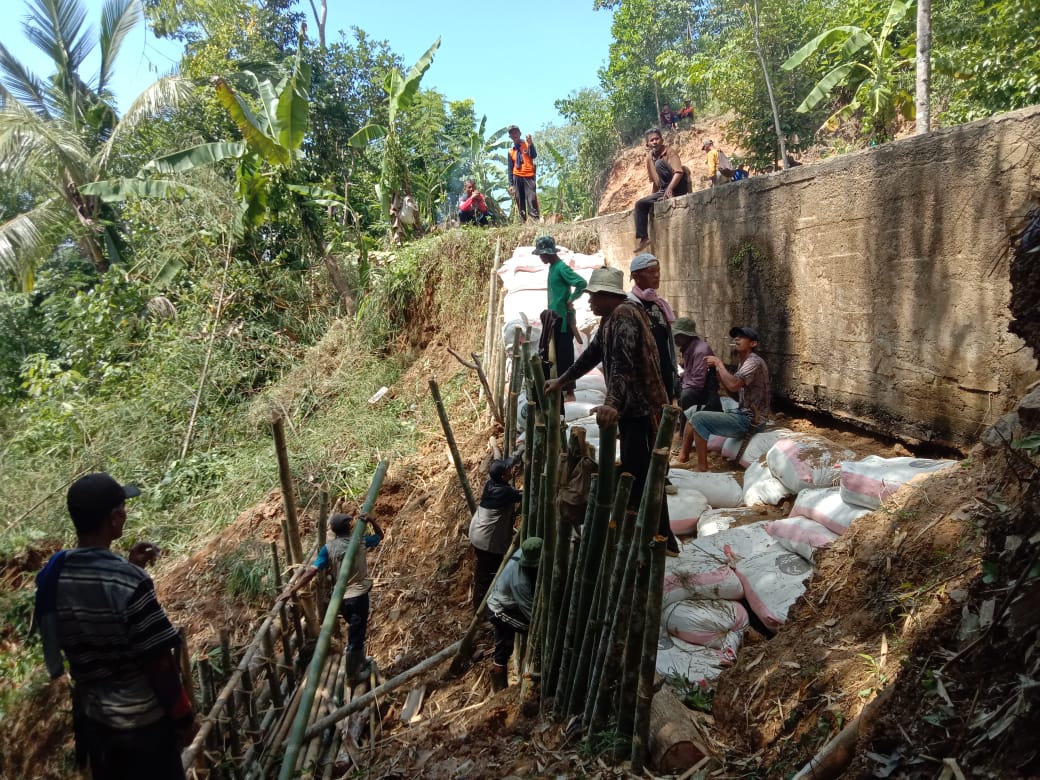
[
  {"left": 729, "top": 326, "right": 761, "bottom": 342},
  {"left": 67, "top": 473, "right": 141, "bottom": 519}
]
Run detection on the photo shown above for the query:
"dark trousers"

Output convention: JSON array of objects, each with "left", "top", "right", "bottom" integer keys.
[
  {"left": 459, "top": 209, "right": 488, "bottom": 225},
  {"left": 634, "top": 158, "right": 688, "bottom": 239},
  {"left": 490, "top": 611, "right": 529, "bottom": 666},
  {"left": 472, "top": 547, "right": 505, "bottom": 614},
  {"left": 340, "top": 592, "right": 370, "bottom": 652},
  {"left": 619, "top": 415, "right": 671, "bottom": 538},
  {"left": 678, "top": 384, "right": 722, "bottom": 435},
  {"left": 81, "top": 715, "right": 184, "bottom": 780},
  {"left": 514, "top": 176, "right": 539, "bottom": 221},
  {"left": 550, "top": 316, "right": 576, "bottom": 390}
]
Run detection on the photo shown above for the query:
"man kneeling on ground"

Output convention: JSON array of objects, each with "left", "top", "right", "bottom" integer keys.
[
  {"left": 487, "top": 536, "right": 542, "bottom": 691},
  {"left": 678, "top": 326, "right": 771, "bottom": 470}
]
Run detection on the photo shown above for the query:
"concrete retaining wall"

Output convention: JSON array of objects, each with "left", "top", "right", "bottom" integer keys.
[{"left": 583, "top": 106, "right": 1040, "bottom": 445}]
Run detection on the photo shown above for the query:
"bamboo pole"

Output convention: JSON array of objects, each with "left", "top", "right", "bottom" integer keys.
[
  {"left": 631, "top": 535, "right": 667, "bottom": 773},
  {"left": 541, "top": 443, "right": 568, "bottom": 696},
  {"left": 480, "top": 239, "right": 501, "bottom": 405},
  {"left": 262, "top": 628, "right": 284, "bottom": 710},
  {"left": 493, "top": 330, "right": 508, "bottom": 424},
  {"left": 519, "top": 400, "right": 536, "bottom": 539},
  {"left": 429, "top": 379, "right": 477, "bottom": 516},
  {"left": 446, "top": 531, "right": 520, "bottom": 677},
  {"left": 617, "top": 407, "right": 677, "bottom": 742},
  {"left": 272, "top": 417, "right": 305, "bottom": 566},
  {"left": 278, "top": 460, "right": 389, "bottom": 780},
  {"left": 504, "top": 327, "right": 523, "bottom": 456},
  {"left": 303, "top": 640, "right": 463, "bottom": 739},
  {"left": 552, "top": 475, "right": 599, "bottom": 714}
]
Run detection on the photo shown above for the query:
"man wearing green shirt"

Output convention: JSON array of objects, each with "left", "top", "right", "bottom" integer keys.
[{"left": 535, "top": 236, "right": 587, "bottom": 401}]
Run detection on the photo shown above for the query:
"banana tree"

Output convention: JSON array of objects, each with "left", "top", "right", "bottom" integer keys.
[
  {"left": 782, "top": 0, "right": 914, "bottom": 141},
  {"left": 83, "top": 27, "right": 312, "bottom": 237},
  {"left": 348, "top": 39, "right": 439, "bottom": 243}
]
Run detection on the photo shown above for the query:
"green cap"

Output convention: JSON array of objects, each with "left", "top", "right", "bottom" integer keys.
[
  {"left": 672, "top": 317, "right": 698, "bottom": 337},
  {"left": 520, "top": 537, "right": 543, "bottom": 568},
  {"left": 532, "top": 236, "right": 559, "bottom": 256}
]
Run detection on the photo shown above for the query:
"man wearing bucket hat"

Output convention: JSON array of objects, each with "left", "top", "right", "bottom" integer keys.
[
  {"left": 679, "top": 326, "right": 771, "bottom": 470},
  {"left": 535, "top": 236, "right": 586, "bottom": 399},
  {"left": 543, "top": 266, "right": 680, "bottom": 555},
  {"left": 469, "top": 455, "right": 523, "bottom": 617},
  {"left": 35, "top": 473, "right": 195, "bottom": 779},
  {"left": 628, "top": 253, "right": 678, "bottom": 401},
  {"left": 672, "top": 316, "right": 722, "bottom": 436},
  {"left": 486, "top": 536, "right": 542, "bottom": 691}
]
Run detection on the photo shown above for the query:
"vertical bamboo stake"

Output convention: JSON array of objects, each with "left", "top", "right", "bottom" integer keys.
[
  {"left": 542, "top": 448, "right": 569, "bottom": 696},
  {"left": 480, "top": 239, "right": 501, "bottom": 407},
  {"left": 504, "top": 327, "right": 523, "bottom": 457},
  {"left": 177, "top": 627, "right": 197, "bottom": 713},
  {"left": 278, "top": 461, "right": 389, "bottom": 780},
  {"left": 631, "top": 534, "right": 667, "bottom": 772},
  {"left": 493, "top": 331, "right": 508, "bottom": 424},
  {"left": 262, "top": 628, "right": 284, "bottom": 710},
  {"left": 429, "top": 379, "right": 477, "bottom": 515},
  {"left": 519, "top": 400, "right": 536, "bottom": 540},
  {"left": 272, "top": 417, "right": 305, "bottom": 566},
  {"left": 616, "top": 406, "right": 677, "bottom": 742}
]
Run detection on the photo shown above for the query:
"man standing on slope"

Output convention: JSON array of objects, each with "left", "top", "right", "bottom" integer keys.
[
  {"left": 628, "top": 253, "right": 678, "bottom": 402},
  {"left": 487, "top": 536, "right": 543, "bottom": 691},
  {"left": 679, "top": 326, "right": 771, "bottom": 470},
  {"left": 535, "top": 235, "right": 587, "bottom": 401},
  {"left": 634, "top": 128, "right": 688, "bottom": 253},
  {"left": 35, "top": 473, "right": 196, "bottom": 780},
  {"left": 507, "top": 125, "right": 539, "bottom": 222},
  {"left": 544, "top": 266, "right": 680, "bottom": 555}
]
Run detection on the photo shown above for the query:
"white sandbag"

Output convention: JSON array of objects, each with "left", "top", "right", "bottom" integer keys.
[
  {"left": 732, "top": 544, "right": 813, "bottom": 631},
  {"left": 501, "top": 289, "right": 547, "bottom": 329},
  {"left": 655, "top": 634, "right": 733, "bottom": 686},
  {"left": 766, "top": 516, "right": 839, "bottom": 560},
  {"left": 791, "top": 486, "right": 872, "bottom": 534},
  {"left": 564, "top": 401, "right": 598, "bottom": 422},
  {"left": 839, "top": 456, "right": 959, "bottom": 510},
  {"left": 663, "top": 599, "right": 748, "bottom": 649},
  {"left": 500, "top": 318, "right": 536, "bottom": 349},
  {"left": 742, "top": 461, "right": 791, "bottom": 507},
  {"left": 740, "top": 428, "right": 795, "bottom": 468},
  {"left": 691, "top": 520, "right": 773, "bottom": 561},
  {"left": 766, "top": 434, "right": 856, "bottom": 494},
  {"left": 667, "top": 469, "right": 743, "bottom": 509},
  {"left": 663, "top": 550, "right": 743, "bottom": 604},
  {"left": 667, "top": 489, "right": 710, "bottom": 535},
  {"left": 574, "top": 369, "right": 606, "bottom": 393},
  {"left": 573, "top": 388, "right": 605, "bottom": 405},
  {"left": 706, "top": 435, "right": 727, "bottom": 453},
  {"left": 721, "top": 436, "right": 743, "bottom": 461},
  {"left": 697, "top": 507, "right": 764, "bottom": 537}
]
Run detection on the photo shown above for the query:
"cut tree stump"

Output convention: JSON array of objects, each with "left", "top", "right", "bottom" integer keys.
[{"left": 649, "top": 686, "right": 708, "bottom": 773}]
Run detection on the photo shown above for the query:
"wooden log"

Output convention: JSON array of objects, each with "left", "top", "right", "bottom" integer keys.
[
  {"left": 272, "top": 416, "right": 305, "bottom": 566},
  {"left": 648, "top": 686, "right": 708, "bottom": 773}
]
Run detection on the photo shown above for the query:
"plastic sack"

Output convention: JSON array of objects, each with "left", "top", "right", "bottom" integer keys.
[
  {"left": 697, "top": 507, "right": 765, "bottom": 537},
  {"left": 663, "top": 599, "right": 749, "bottom": 648},
  {"left": 766, "top": 516, "right": 839, "bottom": 560},
  {"left": 790, "top": 486, "right": 872, "bottom": 534},
  {"left": 732, "top": 544, "right": 814, "bottom": 630},
  {"left": 655, "top": 633, "right": 733, "bottom": 687},
  {"left": 663, "top": 545, "right": 744, "bottom": 604},
  {"left": 667, "top": 489, "right": 710, "bottom": 535},
  {"left": 667, "top": 469, "right": 743, "bottom": 509},
  {"left": 740, "top": 428, "right": 795, "bottom": 468},
  {"left": 766, "top": 434, "right": 856, "bottom": 494},
  {"left": 839, "top": 456, "right": 958, "bottom": 510},
  {"left": 575, "top": 369, "right": 606, "bottom": 393},
  {"left": 742, "top": 461, "right": 791, "bottom": 507},
  {"left": 564, "top": 401, "right": 598, "bottom": 422},
  {"left": 573, "top": 388, "right": 605, "bottom": 405}
]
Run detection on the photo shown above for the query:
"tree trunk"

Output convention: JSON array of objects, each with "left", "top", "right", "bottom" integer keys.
[
  {"left": 749, "top": 0, "right": 790, "bottom": 168},
  {"left": 915, "top": 0, "right": 931, "bottom": 135}
]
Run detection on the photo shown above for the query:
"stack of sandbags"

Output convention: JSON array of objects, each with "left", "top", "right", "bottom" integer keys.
[
  {"left": 666, "top": 469, "right": 743, "bottom": 512},
  {"left": 766, "top": 433, "right": 856, "bottom": 494},
  {"left": 840, "top": 455, "right": 958, "bottom": 509},
  {"left": 789, "top": 486, "right": 872, "bottom": 534}
]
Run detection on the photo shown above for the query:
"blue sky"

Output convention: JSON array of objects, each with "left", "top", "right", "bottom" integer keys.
[{"left": 2, "top": 0, "right": 616, "bottom": 135}]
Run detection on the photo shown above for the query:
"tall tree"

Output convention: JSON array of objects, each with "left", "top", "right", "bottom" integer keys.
[
  {"left": 915, "top": 0, "right": 930, "bottom": 134},
  {"left": 0, "top": 0, "right": 188, "bottom": 289}
]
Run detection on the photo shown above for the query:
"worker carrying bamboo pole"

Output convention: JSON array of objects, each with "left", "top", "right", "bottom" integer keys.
[
  {"left": 469, "top": 454, "right": 523, "bottom": 616},
  {"left": 544, "top": 266, "right": 680, "bottom": 555},
  {"left": 486, "top": 537, "right": 542, "bottom": 691},
  {"left": 277, "top": 512, "right": 384, "bottom": 684}
]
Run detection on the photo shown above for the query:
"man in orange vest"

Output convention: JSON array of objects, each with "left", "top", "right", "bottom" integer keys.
[{"left": 507, "top": 125, "right": 539, "bottom": 222}]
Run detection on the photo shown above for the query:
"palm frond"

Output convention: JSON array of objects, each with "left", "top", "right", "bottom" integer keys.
[
  {"left": 0, "top": 42, "right": 51, "bottom": 117},
  {"left": 98, "top": 75, "right": 192, "bottom": 169},
  {"left": 0, "top": 199, "right": 66, "bottom": 291},
  {"left": 98, "top": 0, "right": 140, "bottom": 94},
  {"left": 23, "top": 0, "right": 94, "bottom": 85},
  {"left": 0, "top": 104, "right": 93, "bottom": 189}
]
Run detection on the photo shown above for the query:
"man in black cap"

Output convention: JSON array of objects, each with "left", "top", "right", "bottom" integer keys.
[
  {"left": 35, "top": 473, "right": 195, "bottom": 780},
  {"left": 468, "top": 455, "right": 523, "bottom": 615},
  {"left": 679, "top": 326, "right": 771, "bottom": 470},
  {"left": 278, "top": 511, "right": 385, "bottom": 684}
]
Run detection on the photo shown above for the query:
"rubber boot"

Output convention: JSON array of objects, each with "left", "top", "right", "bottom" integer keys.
[
  {"left": 346, "top": 649, "right": 370, "bottom": 686},
  {"left": 490, "top": 663, "right": 508, "bottom": 692}
]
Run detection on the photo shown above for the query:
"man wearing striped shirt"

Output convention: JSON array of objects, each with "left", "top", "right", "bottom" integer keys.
[{"left": 36, "top": 473, "right": 195, "bottom": 779}]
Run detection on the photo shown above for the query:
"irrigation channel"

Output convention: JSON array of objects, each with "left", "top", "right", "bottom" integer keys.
[{"left": 176, "top": 275, "right": 692, "bottom": 776}]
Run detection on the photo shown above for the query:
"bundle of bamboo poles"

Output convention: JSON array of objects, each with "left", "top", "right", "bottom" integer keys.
[{"left": 504, "top": 343, "right": 678, "bottom": 771}]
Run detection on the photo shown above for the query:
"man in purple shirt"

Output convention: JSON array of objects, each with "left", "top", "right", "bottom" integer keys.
[
  {"left": 672, "top": 317, "right": 721, "bottom": 436},
  {"left": 678, "top": 326, "right": 771, "bottom": 471}
]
